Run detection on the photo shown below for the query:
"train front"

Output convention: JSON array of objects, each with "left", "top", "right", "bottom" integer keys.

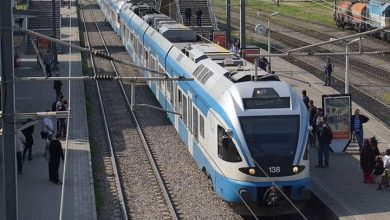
[{"left": 219, "top": 78, "right": 311, "bottom": 216}]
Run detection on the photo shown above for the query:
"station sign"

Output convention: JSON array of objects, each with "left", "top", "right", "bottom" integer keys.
[
  {"left": 212, "top": 31, "right": 226, "bottom": 48},
  {"left": 241, "top": 48, "right": 260, "bottom": 64},
  {"left": 322, "top": 94, "right": 352, "bottom": 152}
]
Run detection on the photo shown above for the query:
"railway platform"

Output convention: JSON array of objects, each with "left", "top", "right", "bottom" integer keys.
[
  {"left": 14, "top": 3, "right": 96, "bottom": 220},
  {"left": 271, "top": 57, "right": 390, "bottom": 219}
]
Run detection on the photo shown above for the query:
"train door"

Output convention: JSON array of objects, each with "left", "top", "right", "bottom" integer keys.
[{"left": 188, "top": 94, "right": 193, "bottom": 153}]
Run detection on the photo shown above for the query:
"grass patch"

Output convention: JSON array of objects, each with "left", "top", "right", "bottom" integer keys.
[
  {"left": 212, "top": 0, "right": 338, "bottom": 27},
  {"left": 384, "top": 93, "right": 390, "bottom": 105}
]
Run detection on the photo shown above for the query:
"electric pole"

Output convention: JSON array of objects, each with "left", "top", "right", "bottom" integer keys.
[
  {"left": 226, "top": 0, "right": 231, "bottom": 48},
  {"left": 240, "top": 0, "right": 246, "bottom": 49},
  {"left": 52, "top": 0, "right": 58, "bottom": 69},
  {"left": 1, "top": 0, "right": 17, "bottom": 219}
]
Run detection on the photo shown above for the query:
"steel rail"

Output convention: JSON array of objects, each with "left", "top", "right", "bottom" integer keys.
[
  {"left": 87, "top": 4, "right": 179, "bottom": 220},
  {"left": 80, "top": 2, "right": 129, "bottom": 220}
]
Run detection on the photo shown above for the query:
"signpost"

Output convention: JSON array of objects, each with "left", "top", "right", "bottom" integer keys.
[
  {"left": 322, "top": 94, "right": 352, "bottom": 152},
  {"left": 241, "top": 48, "right": 260, "bottom": 64},
  {"left": 213, "top": 31, "right": 227, "bottom": 48}
]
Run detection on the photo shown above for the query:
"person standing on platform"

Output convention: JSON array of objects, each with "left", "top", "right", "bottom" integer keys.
[
  {"left": 48, "top": 133, "right": 64, "bottom": 185},
  {"left": 58, "top": 100, "right": 68, "bottom": 139},
  {"left": 43, "top": 50, "right": 53, "bottom": 77},
  {"left": 323, "top": 58, "right": 332, "bottom": 86},
  {"left": 381, "top": 149, "right": 390, "bottom": 188},
  {"left": 308, "top": 100, "right": 318, "bottom": 147},
  {"left": 22, "top": 119, "right": 35, "bottom": 161},
  {"left": 316, "top": 116, "right": 333, "bottom": 168},
  {"left": 16, "top": 130, "right": 26, "bottom": 175},
  {"left": 302, "top": 90, "right": 310, "bottom": 110},
  {"left": 53, "top": 78, "right": 63, "bottom": 100},
  {"left": 360, "top": 139, "right": 376, "bottom": 183},
  {"left": 259, "top": 57, "right": 269, "bottom": 72},
  {"left": 351, "top": 108, "right": 369, "bottom": 150},
  {"left": 185, "top": 5, "right": 192, "bottom": 25},
  {"left": 196, "top": 8, "right": 202, "bottom": 27},
  {"left": 42, "top": 113, "right": 54, "bottom": 141},
  {"left": 373, "top": 155, "right": 385, "bottom": 190}
]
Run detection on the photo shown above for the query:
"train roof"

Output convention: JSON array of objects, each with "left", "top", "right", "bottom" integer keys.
[{"left": 158, "top": 24, "right": 197, "bottom": 42}]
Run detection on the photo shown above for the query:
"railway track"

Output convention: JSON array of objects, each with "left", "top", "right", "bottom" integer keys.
[
  {"left": 79, "top": 1, "right": 243, "bottom": 219},
  {"left": 215, "top": 11, "right": 390, "bottom": 127},
  {"left": 79, "top": 2, "right": 178, "bottom": 219}
]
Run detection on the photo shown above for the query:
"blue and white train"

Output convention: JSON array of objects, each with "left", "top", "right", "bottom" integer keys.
[{"left": 98, "top": 0, "right": 311, "bottom": 215}]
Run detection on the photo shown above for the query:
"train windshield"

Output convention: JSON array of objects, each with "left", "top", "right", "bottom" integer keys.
[{"left": 239, "top": 115, "right": 299, "bottom": 175}]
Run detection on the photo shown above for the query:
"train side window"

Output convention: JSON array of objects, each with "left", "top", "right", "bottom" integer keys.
[
  {"left": 199, "top": 115, "right": 204, "bottom": 139},
  {"left": 193, "top": 107, "right": 198, "bottom": 141},
  {"left": 217, "top": 126, "right": 242, "bottom": 162},
  {"left": 145, "top": 50, "right": 149, "bottom": 67},
  {"left": 183, "top": 95, "right": 188, "bottom": 127}
]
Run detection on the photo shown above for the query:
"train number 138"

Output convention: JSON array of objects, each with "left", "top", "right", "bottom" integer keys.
[{"left": 268, "top": 166, "right": 281, "bottom": 173}]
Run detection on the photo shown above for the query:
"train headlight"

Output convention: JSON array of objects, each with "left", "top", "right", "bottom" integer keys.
[
  {"left": 249, "top": 168, "right": 256, "bottom": 175},
  {"left": 293, "top": 166, "right": 299, "bottom": 174}
]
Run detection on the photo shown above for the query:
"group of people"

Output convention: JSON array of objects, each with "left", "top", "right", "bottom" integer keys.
[
  {"left": 360, "top": 137, "right": 390, "bottom": 190},
  {"left": 303, "top": 89, "right": 390, "bottom": 190},
  {"left": 14, "top": 77, "right": 66, "bottom": 185},
  {"left": 185, "top": 5, "right": 203, "bottom": 27}
]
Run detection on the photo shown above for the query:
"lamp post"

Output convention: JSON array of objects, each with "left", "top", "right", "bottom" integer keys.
[
  {"left": 256, "top": 11, "right": 279, "bottom": 74},
  {"left": 345, "top": 38, "right": 361, "bottom": 94}
]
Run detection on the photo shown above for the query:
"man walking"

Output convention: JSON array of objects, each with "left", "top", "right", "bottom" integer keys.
[
  {"left": 316, "top": 116, "right": 333, "bottom": 168},
  {"left": 185, "top": 5, "right": 192, "bottom": 25},
  {"left": 351, "top": 108, "right": 369, "bottom": 150},
  {"left": 196, "top": 8, "right": 203, "bottom": 27},
  {"left": 48, "top": 133, "right": 64, "bottom": 184},
  {"left": 16, "top": 130, "right": 26, "bottom": 175},
  {"left": 43, "top": 50, "right": 53, "bottom": 77},
  {"left": 302, "top": 90, "right": 310, "bottom": 110},
  {"left": 53, "top": 78, "right": 63, "bottom": 100},
  {"left": 22, "top": 119, "right": 35, "bottom": 161}
]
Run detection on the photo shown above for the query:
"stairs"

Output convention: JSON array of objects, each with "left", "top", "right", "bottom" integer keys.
[
  {"left": 178, "top": 0, "right": 215, "bottom": 37},
  {"left": 27, "top": 0, "right": 61, "bottom": 54}
]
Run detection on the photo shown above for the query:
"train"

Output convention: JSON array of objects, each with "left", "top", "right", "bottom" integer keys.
[
  {"left": 97, "top": 0, "right": 311, "bottom": 215},
  {"left": 335, "top": 0, "right": 390, "bottom": 41}
]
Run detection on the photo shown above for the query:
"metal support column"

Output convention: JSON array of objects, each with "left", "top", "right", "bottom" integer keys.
[
  {"left": 1, "top": 0, "right": 17, "bottom": 219},
  {"left": 52, "top": 0, "right": 58, "bottom": 69},
  {"left": 239, "top": 0, "right": 246, "bottom": 49},
  {"left": 226, "top": 0, "right": 231, "bottom": 48},
  {"left": 130, "top": 83, "right": 135, "bottom": 111}
]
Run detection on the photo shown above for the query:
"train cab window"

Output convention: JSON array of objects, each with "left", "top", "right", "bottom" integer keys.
[
  {"left": 218, "top": 126, "right": 242, "bottom": 162},
  {"left": 193, "top": 107, "right": 198, "bottom": 141},
  {"left": 183, "top": 95, "right": 188, "bottom": 127},
  {"left": 117, "top": 14, "right": 120, "bottom": 24},
  {"left": 199, "top": 115, "right": 204, "bottom": 139}
]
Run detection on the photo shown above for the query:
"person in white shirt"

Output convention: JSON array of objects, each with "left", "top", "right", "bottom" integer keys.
[
  {"left": 15, "top": 130, "right": 26, "bottom": 175},
  {"left": 42, "top": 116, "right": 54, "bottom": 141},
  {"left": 382, "top": 149, "right": 390, "bottom": 187}
]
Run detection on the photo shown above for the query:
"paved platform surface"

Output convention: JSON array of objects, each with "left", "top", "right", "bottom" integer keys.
[
  {"left": 15, "top": 3, "right": 96, "bottom": 220},
  {"left": 271, "top": 57, "right": 390, "bottom": 220}
]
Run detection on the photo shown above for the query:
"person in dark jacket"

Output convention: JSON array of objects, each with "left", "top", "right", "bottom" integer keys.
[
  {"left": 323, "top": 58, "right": 332, "bottom": 86},
  {"left": 185, "top": 5, "right": 192, "bottom": 25},
  {"left": 316, "top": 116, "right": 333, "bottom": 168},
  {"left": 360, "top": 138, "right": 377, "bottom": 183},
  {"left": 302, "top": 90, "right": 309, "bottom": 110},
  {"left": 351, "top": 108, "right": 369, "bottom": 150},
  {"left": 196, "top": 8, "right": 202, "bottom": 26},
  {"left": 308, "top": 100, "right": 318, "bottom": 147},
  {"left": 49, "top": 133, "right": 64, "bottom": 184},
  {"left": 53, "top": 79, "right": 63, "bottom": 100},
  {"left": 22, "top": 119, "right": 35, "bottom": 161},
  {"left": 373, "top": 155, "right": 384, "bottom": 190}
]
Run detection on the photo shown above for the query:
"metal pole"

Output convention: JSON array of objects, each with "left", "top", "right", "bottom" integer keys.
[
  {"left": 345, "top": 44, "right": 349, "bottom": 94},
  {"left": 254, "top": 58, "right": 258, "bottom": 81},
  {"left": 130, "top": 83, "right": 135, "bottom": 111},
  {"left": 1, "top": 0, "right": 17, "bottom": 219},
  {"left": 240, "top": 0, "right": 246, "bottom": 49},
  {"left": 226, "top": 0, "right": 231, "bottom": 48},
  {"left": 52, "top": 0, "right": 58, "bottom": 69},
  {"left": 267, "top": 18, "right": 271, "bottom": 74}
]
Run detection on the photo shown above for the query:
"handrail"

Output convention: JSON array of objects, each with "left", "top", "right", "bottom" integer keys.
[
  {"left": 174, "top": 0, "right": 183, "bottom": 24},
  {"left": 207, "top": 0, "right": 218, "bottom": 30}
]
